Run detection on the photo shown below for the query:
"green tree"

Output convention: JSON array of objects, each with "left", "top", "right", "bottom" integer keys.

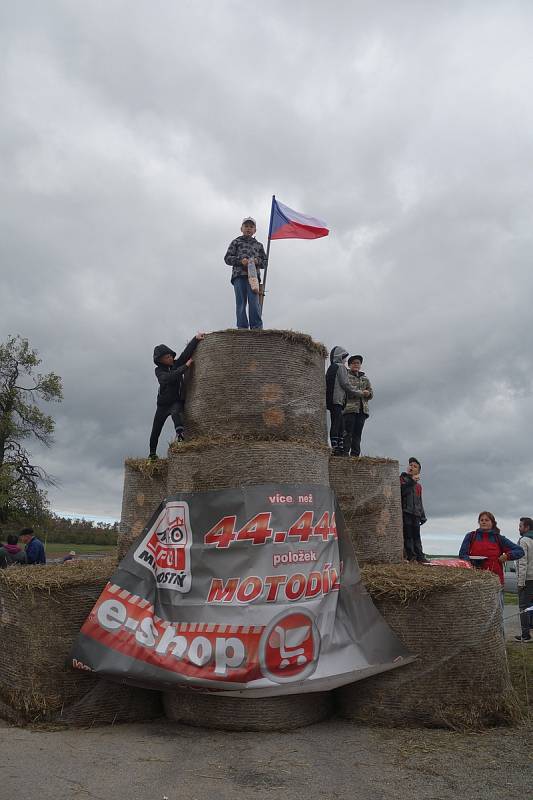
[{"left": 0, "top": 335, "right": 62, "bottom": 523}]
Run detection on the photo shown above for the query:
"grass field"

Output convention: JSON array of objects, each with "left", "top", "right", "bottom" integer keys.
[
  {"left": 507, "top": 642, "right": 533, "bottom": 718},
  {"left": 44, "top": 542, "right": 117, "bottom": 555}
]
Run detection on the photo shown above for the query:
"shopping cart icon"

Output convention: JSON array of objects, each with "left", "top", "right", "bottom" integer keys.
[{"left": 269, "top": 624, "right": 310, "bottom": 669}]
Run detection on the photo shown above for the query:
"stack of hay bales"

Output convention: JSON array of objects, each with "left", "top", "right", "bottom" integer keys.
[
  {"left": 0, "top": 559, "right": 162, "bottom": 726},
  {"left": 161, "top": 329, "right": 334, "bottom": 730},
  {"left": 335, "top": 564, "right": 518, "bottom": 729}
]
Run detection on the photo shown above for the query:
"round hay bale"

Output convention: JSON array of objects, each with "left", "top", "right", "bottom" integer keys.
[
  {"left": 167, "top": 439, "right": 330, "bottom": 493},
  {"left": 56, "top": 681, "right": 162, "bottom": 727},
  {"left": 0, "top": 559, "right": 115, "bottom": 723},
  {"left": 329, "top": 456, "right": 403, "bottom": 564},
  {"left": 118, "top": 457, "right": 168, "bottom": 558},
  {"left": 335, "top": 564, "right": 518, "bottom": 729},
  {"left": 183, "top": 329, "right": 328, "bottom": 446},
  {"left": 163, "top": 689, "right": 332, "bottom": 731}
]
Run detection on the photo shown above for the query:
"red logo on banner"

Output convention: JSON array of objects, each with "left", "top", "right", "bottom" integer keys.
[
  {"left": 134, "top": 501, "right": 193, "bottom": 593},
  {"left": 259, "top": 610, "right": 320, "bottom": 683}
]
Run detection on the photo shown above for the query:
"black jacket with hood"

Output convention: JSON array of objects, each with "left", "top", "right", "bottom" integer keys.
[
  {"left": 325, "top": 346, "right": 360, "bottom": 411},
  {"left": 153, "top": 338, "right": 198, "bottom": 408}
]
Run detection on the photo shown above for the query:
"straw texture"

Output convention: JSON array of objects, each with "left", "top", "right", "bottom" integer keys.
[
  {"left": 56, "top": 681, "right": 162, "bottom": 727},
  {"left": 0, "top": 560, "right": 110, "bottom": 722},
  {"left": 183, "top": 330, "right": 328, "bottom": 445},
  {"left": 167, "top": 439, "right": 330, "bottom": 493},
  {"left": 335, "top": 564, "right": 518, "bottom": 729},
  {"left": 163, "top": 689, "right": 332, "bottom": 731},
  {"left": 118, "top": 458, "right": 168, "bottom": 558},
  {"left": 329, "top": 456, "right": 404, "bottom": 564}
]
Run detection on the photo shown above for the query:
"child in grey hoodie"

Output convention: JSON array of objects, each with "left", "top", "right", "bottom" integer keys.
[{"left": 325, "top": 346, "right": 361, "bottom": 455}]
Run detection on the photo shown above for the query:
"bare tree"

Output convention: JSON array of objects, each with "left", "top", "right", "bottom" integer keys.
[{"left": 0, "top": 335, "right": 63, "bottom": 523}]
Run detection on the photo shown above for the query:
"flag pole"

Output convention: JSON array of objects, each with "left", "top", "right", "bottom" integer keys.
[{"left": 260, "top": 195, "right": 275, "bottom": 311}]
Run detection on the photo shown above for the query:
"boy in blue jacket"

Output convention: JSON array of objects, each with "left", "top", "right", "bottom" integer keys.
[{"left": 149, "top": 333, "right": 205, "bottom": 460}]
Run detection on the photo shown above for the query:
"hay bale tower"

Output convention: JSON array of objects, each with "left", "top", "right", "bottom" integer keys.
[
  {"left": 161, "top": 329, "right": 333, "bottom": 730},
  {"left": 329, "top": 457, "right": 404, "bottom": 564},
  {"left": 116, "top": 328, "right": 411, "bottom": 730},
  {"left": 335, "top": 564, "right": 518, "bottom": 729}
]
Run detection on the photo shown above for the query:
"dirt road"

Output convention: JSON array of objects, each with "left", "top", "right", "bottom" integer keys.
[{"left": 1, "top": 717, "right": 531, "bottom": 800}]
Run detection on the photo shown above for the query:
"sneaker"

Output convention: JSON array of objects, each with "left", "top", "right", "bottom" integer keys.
[
  {"left": 513, "top": 635, "right": 532, "bottom": 642},
  {"left": 175, "top": 430, "right": 185, "bottom": 443},
  {"left": 148, "top": 453, "right": 158, "bottom": 462}
]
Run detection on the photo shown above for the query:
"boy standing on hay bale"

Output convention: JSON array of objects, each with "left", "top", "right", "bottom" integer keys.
[
  {"left": 342, "top": 355, "right": 373, "bottom": 457},
  {"left": 149, "top": 333, "right": 205, "bottom": 460},
  {"left": 325, "top": 346, "right": 363, "bottom": 456},
  {"left": 224, "top": 217, "right": 267, "bottom": 330},
  {"left": 400, "top": 458, "right": 429, "bottom": 563}
]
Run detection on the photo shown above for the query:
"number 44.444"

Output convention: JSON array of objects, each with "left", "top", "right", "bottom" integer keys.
[{"left": 204, "top": 511, "right": 337, "bottom": 549}]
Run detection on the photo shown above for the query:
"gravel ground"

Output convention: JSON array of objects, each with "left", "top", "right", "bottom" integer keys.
[{"left": 1, "top": 716, "right": 531, "bottom": 800}]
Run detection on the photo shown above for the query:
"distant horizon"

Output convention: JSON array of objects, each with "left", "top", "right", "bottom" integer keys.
[{"left": 52, "top": 508, "right": 523, "bottom": 556}]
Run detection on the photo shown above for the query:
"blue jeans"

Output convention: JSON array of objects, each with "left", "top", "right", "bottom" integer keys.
[{"left": 233, "top": 277, "right": 263, "bottom": 329}]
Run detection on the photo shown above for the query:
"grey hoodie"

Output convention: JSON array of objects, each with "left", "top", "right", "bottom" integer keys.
[{"left": 325, "top": 346, "right": 361, "bottom": 409}]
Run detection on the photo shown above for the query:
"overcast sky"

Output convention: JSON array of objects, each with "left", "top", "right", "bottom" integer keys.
[{"left": 2, "top": 1, "right": 532, "bottom": 553}]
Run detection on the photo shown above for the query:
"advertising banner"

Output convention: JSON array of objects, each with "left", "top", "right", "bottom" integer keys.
[{"left": 72, "top": 485, "right": 413, "bottom": 696}]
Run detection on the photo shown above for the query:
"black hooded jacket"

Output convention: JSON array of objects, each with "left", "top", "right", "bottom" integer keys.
[
  {"left": 325, "top": 346, "right": 356, "bottom": 411},
  {"left": 153, "top": 338, "right": 198, "bottom": 408}
]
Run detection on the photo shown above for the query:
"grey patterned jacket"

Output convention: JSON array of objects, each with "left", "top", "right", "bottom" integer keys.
[
  {"left": 224, "top": 235, "right": 268, "bottom": 283},
  {"left": 343, "top": 371, "right": 373, "bottom": 416}
]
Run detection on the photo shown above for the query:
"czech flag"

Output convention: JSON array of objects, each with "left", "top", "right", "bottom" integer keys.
[{"left": 268, "top": 196, "right": 329, "bottom": 241}]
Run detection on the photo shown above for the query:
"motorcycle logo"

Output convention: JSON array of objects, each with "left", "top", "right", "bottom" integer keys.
[{"left": 134, "top": 501, "right": 192, "bottom": 593}]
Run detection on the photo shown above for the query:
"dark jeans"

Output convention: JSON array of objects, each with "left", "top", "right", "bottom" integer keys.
[
  {"left": 233, "top": 276, "right": 263, "bottom": 329},
  {"left": 329, "top": 404, "right": 345, "bottom": 451},
  {"left": 149, "top": 402, "right": 184, "bottom": 455},
  {"left": 519, "top": 580, "right": 533, "bottom": 638},
  {"left": 343, "top": 412, "right": 366, "bottom": 456},
  {"left": 403, "top": 513, "right": 426, "bottom": 561}
]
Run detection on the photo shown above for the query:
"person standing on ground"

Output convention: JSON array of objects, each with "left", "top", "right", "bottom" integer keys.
[
  {"left": 19, "top": 528, "right": 46, "bottom": 564},
  {"left": 342, "top": 355, "right": 373, "bottom": 457},
  {"left": 325, "top": 346, "right": 362, "bottom": 456},
  {"left": 458, "top": 512, "right": 524, "bottom": 587},
  {"left": 224, "top": 217, "right": 267, "bottom": 330},
  {"left": 400, "top": 458, "right": 429, "bottom": 563},
  {"left": 149, "top": 333, "right": 205, "bottom": 460},
  {"left": 515, "top": 516, "right": 533, "bottom": 642}
]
